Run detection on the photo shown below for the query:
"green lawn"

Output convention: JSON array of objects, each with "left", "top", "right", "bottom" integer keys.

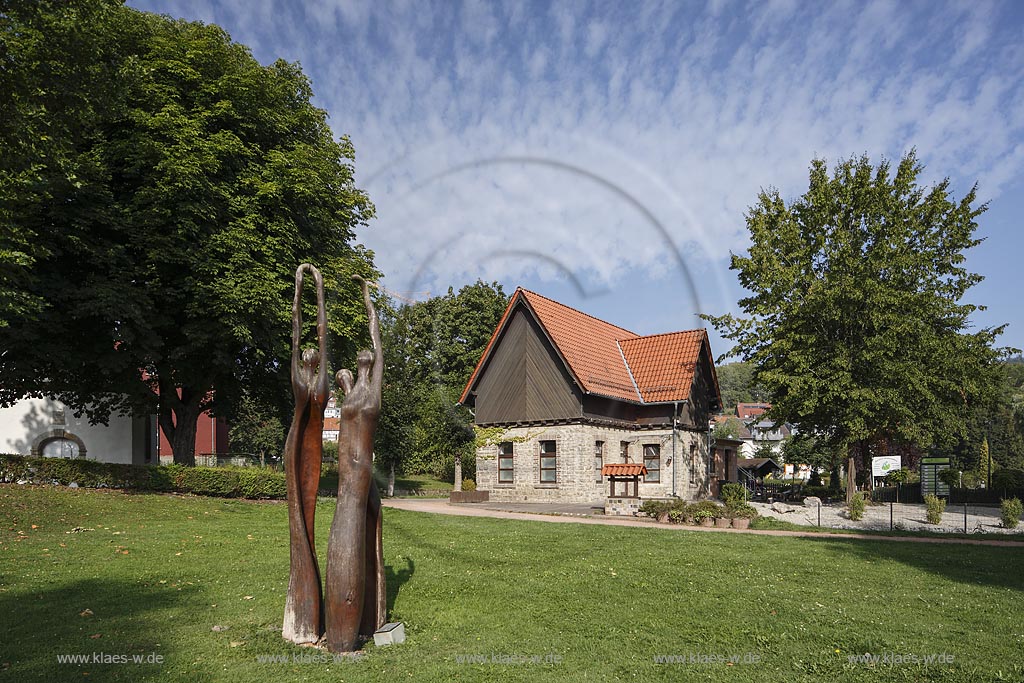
[{"left": 1, "top": 485, "right": 1022, "bottom": 682}]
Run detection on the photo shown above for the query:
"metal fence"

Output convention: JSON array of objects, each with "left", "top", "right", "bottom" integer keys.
[{"left": 872, "top": 484, "right": 1024, "bottom": 506}]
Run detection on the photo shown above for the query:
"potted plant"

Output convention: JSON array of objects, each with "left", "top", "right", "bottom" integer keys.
[
  {"left": 729, "top": 503, "right": 758, "bottom": 529},
  {"left": 714, "top": 512, "right": 732, "bottom": 528},
  {"left": 689, "top": 500, "right": 721, "bottom": 527},
  {"left": 693, "top": 509, "right": 715, "bottom": 527},
  {"left": 639, "top": 500, "right": 670, "bottom": 523}
]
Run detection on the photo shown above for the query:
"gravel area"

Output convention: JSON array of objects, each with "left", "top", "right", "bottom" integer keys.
[{"left": 753, "top": 500, "right": 1023, "bottom": 535}]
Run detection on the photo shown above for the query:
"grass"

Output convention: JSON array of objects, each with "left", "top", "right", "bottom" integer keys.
[
  {"left": 2, "top": 485, "right": 1023, "bottom": 682},
  {"left": 318, "top": 470, "right": 451, "bottom": 497}
]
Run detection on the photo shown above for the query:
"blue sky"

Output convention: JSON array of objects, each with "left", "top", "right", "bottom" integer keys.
[{"left": 130, "top": 0, "right": 1024, "bottom": 360}]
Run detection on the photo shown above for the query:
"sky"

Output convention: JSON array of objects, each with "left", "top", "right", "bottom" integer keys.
[{"left": 130, "top": 0, "right": 1024, "bottom": 360}]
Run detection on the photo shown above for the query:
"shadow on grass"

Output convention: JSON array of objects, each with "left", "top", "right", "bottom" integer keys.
[
  {"left": 808, "top": 535, "right": 1024, "bottom": 593},
  {"left": 385, "top": 556, "right": 415, "bottom": 615},
  {"left": 0, "top": 578, "right": 207, "bottom": 682}
]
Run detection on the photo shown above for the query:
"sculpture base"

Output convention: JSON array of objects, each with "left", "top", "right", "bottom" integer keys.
[{"left": 373, "top": 622, "right": 405, "bottom": 647}]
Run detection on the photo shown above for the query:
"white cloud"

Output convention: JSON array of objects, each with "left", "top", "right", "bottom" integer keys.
[{"left": 130, "top": 0, "right": 1024, "bottom": 334}]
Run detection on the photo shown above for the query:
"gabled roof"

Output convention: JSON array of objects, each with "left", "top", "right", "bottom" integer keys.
[
  {"left": 601, "top": 463, "right": 648, "bottom": 477},
  {"left": 620, "top": 330, "right": 708, "bottom": 403},
  {"left": 459, "top": 288, "right": 720, "bottom": 406}
]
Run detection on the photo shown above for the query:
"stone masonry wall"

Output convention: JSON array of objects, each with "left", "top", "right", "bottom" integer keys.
[{"left": 476, "top": 423, "right": 714, "bottom": 504}]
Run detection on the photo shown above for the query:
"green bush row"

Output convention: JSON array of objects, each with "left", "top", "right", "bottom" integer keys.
[
  {"left": 638, "top": 498, "right": 756, "bottom": 521},
  {"left": 0, "top": 454, "right": 287, "bottom": 499}
]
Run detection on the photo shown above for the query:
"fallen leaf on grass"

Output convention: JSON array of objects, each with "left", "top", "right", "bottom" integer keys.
[
  {"left": 89, "top": 634, "right": 101, "bottom": 639},
  {"left": 80, "top": 609, "right": 93, "bottom": 617},
  {"left": 211, "top": 625, "right": 229, "bottom": 632},
  {"left": 243, "top": 596, "right": 253, "bottom": 600},
  {"left": 229, "top": 641, "right": 245, "bottom": 648}
]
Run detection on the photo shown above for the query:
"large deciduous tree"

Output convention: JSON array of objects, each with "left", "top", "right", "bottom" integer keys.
[
  {"left": 704, "top": 152, "right": 1013, "bottom": 495},
  {"left": 0, "top": 1, "right": 376, "bottom": 464},
  {"left": 374, "top": 281, "right": 508, "bottom": 482}
]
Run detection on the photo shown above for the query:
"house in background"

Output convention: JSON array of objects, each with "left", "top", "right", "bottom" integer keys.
[
  {"left": 0, "top": 397, "right": 156, "bottom": 465},
  {"left": 1, "top": 395, "right": 229, "bottom": 465},
  {"left": 713, "top": 405, "right": 794, "bottom": 459},
  {"left": 460, "top": 288, "right": 722, "bottom": 504}
]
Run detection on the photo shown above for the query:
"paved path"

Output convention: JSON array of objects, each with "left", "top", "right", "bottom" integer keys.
[{"left": 382, "top": 498, "right": 1024, "bottom": 548}]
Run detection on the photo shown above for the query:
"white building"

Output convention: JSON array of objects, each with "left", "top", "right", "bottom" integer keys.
[{"left": 0, "top": 397, "right": 155, "bottom": 464}]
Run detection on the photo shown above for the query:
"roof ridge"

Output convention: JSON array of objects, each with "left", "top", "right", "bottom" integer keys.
[
  {"left": 620, "top": 328, "right": 706, "bottom": 343},
  {"left": 519, "top": 288, "right": 638, "bottom": 338}
]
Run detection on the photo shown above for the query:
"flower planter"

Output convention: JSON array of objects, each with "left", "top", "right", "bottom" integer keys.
[
  {"left": 656, "top": 511, "right": 670, "bottom": 524},
  {"left": 714, "top": 517, "right": 731, "bottom": 528},
  {"left": 731, "top": 518, "right": 751, "bottom": 530},
  {"left": 698, "top": 517, "right": 714, "bottom": 527}
]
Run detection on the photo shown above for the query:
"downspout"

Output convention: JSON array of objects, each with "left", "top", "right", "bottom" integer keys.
[{"left": 671, "top": 402, "right": 678, "bottom": 498}]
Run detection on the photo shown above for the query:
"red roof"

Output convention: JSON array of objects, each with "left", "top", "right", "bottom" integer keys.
[
  {"left": 323, "top": 417, "right": 340, "bottom": 432},
  {"left": 620, "top": 330, "right": 707, "bottom": 403},
  {"left": 736, "top": 402, "right": 770, "bottom": 419},
  {"left": 601, "top": 463, "right": 648, "bottom": 477},
  {"left": 459, "top": 288, "right": 719, "bottom": 406}
]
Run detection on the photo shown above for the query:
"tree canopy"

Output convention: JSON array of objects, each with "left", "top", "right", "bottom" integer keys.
[
  {"left": 0, "top": 0, "right": 376, "bottom": 463},
  {"left": 704, "top": 152, "right": 1013, "bottom": 479},
  {"left": 374, "top": 281, "right": 508, "bottom": 481},
  {"left": 715, "top": 361, "right": 767, "bottom": 412}
]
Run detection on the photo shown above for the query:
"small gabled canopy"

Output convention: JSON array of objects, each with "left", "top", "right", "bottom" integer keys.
[{"left": 601, "top": 463, "right": 648, "bottom": 477}]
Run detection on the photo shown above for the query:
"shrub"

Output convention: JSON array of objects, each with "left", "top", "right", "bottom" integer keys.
[
  {"left": 720, "top": 482, "right": 746, "bottom": 508},
  {"left": 924, "top": 494, "right": 946, "bottom": 524},
  {"left": 667, "top": 509, "right": 684, "bottom": 524},
  {"left": 238, "top": 468, "right": 288, "bottom": 499},
  {"left": 639, "top": 500, "right": 671, "bottom": 519},
  {"left": 992, "top": 468, "right": 1024, "bottom": 491},
  {"left": 461, "top": 479, "right": 476, "bottom": 491},
  {"left": 728, "top": 502, "right": 758, "bottom": 519},
  {"left": 0, "top": 454, "right": 287, "bottom": 500},
  {"left": 800, "top": 485, "right": 832, "bottom": 500},
  {"left": 692, "top": 508, "right": 716, "bottom": 522},
  {"left": 1000, "top": 497, "right": 1022, "bottom": 529},
  {"left": 884, "top": 469, "right": 911, "bottom": 486},
  {"left": 847, "top": 492, "right": 865, "bottom": 521},
  {"left": 690, "top": 500, "right": 724, "bottom": 518}
]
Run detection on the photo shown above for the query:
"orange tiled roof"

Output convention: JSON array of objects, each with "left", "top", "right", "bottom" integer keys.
[
  {"left": 323, "top": 417, "right": 340, "bottom": 432},
  {"left": 460, "top": 288, "right": 718, "bottom": 406},
  {"left": 601, "top": 463, "right": 648, "bottom": 477},
  {"left": 619, "top": 330, "right": 707, "bottom": 403},
  {"left": 520, "top": 289, "right": 641, "bottom": 402}
]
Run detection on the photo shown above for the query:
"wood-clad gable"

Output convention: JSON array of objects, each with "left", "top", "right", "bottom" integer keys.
[{"left": 471, "top": 304, "right": 582, "bottom": 424}]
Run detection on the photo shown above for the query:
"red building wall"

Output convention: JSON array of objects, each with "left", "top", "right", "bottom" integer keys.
[{"left": 157, "top": 412, "right": 229, "bottom": 459}]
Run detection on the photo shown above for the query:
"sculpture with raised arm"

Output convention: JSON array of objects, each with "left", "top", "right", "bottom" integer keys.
[
  {"left": 324, "top": 275, "right": 386, "bottom": 652},
  {"left": 282, "top": 264, "right": 329, "bottom": 645}
]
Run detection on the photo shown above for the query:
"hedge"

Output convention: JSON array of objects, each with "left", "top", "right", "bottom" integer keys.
[{"left": 0, "top": 454, "right": 287, "bottom": 499}]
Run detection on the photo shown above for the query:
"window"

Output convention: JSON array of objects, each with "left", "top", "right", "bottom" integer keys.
[
  {"left": 620, "top": 440, "right": 630, "bottom": 463},
  {"left": 594, "top": 441, "right": 604, "bottom": 483},
  {"left": 539, "top": 440, "right": 557, "bottom": 483},
  {"left": 643, "top": 444, "right": 660, "bottom": 483},
  {"left": 498, "top": 442, "right": 514, "bottom": 483}
]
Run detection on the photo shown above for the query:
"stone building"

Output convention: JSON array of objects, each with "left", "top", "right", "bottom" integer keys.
[{"left": 459, "top": 288, "right": 722, "bottom": 504}]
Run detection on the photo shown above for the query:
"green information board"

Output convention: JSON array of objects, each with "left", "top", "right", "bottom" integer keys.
[{"left": 920, "top": 457, "right": 950, "bottom": 497}]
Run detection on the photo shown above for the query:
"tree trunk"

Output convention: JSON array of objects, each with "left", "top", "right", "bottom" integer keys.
[
  {"left": 156, "top": 379, "right": 205, "bottom": 466},
  {"left": 387, "top": 461, "right": 395, "bottom": 497},
  {"left": 453, "top": 453, "right": 462, "bottom": 491},
  {"left": 846, "top": 456, "right": 856, "bottom": 504}
]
